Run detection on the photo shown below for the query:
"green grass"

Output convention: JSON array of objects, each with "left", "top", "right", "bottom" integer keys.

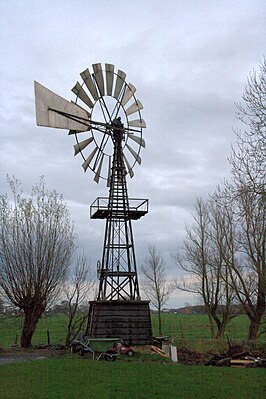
[
  {"left": 152, "top": 313, "right": 266, "bottom": 352},
  {"left": 0, "top": 355, "right": 266, "bottom": 399},
  {"left": 0, "top": 314, "right": 266, "bottom": 399},
  {"left": 1, "top": 312, "right": 265, "bottom": 350},
  {"left": 0, "top": 313, "right": 67, "bottom": 348},
  {"left": 152, "top": 313, "right": 252, "bottom": 339}
]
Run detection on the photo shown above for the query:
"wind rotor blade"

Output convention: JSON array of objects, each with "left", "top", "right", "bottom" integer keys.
[
  {"left": 114, "top": 69, "right": 126, "bottom": 99},
  {"left": 121, "top": 83, "right": 136, "bottom": 106},
  {"left": 74, "top": 137, "right": 94, "bottom": 155},
  {"left": 94, "top": 153, "right": 104, "bottom": 183},
  {"left": 68, "top": 102, "right": 91, "bottom": 133},
  {"left": 128, "top": 134, "right": 146, "bottom": 148},
  {"left": 128, "top": 119, "right": 146, "bottom": 128},
  {"left": 125, "top": 143, "right": 141, "bottom": 165},
  {"left": 82, "top": 147, "right": 98, "bottom": 172},
  {"left": 80, "top": 69, "right": 99, "bottom": 101},
  {"left": 125, "top": 100, "right": 143, "bottom": 116},
  {"left": 105, "top": 63, "right": 114, "bottom": 96},
  {"left": 123, "top": 154, "right": 134, "bottom": 178},
  {"left": 92, "top": 63, "right": 105, "bottom": 97},
  {"left": 72, "top": 82, "right": 94, "bottom": 108},
  {"left": 34, "top": 81, "right": 90, "bottom": 131},
  {"left": 71, "top": 100, "right": 91, "bottom": 117}
]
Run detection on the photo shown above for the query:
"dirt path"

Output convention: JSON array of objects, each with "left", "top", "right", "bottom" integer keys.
[
  {"left": 0, "top": 353, "right": 48, "bottom": 365},
  {"left": 0, "top": 349, "right": 66, "bottom": 365}
]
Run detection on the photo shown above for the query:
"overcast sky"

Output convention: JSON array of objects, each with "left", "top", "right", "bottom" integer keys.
[{"left": 0, "top": 0, "right": 265, "bottom": 307}]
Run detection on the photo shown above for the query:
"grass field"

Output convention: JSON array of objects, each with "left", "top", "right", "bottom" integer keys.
[
  {"left": 0, "top": 355, "right": 266, "bottom": 399},
  {"left": 0, "top": 313, "right": 266, "bottom": 398},
  {"left": 1, "top": 312, "right": 265, "bottom": 351}
]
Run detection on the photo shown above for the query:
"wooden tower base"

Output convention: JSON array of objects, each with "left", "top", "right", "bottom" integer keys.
[{"left": 86, "top": 300, "right": 153, "bottom": 345}]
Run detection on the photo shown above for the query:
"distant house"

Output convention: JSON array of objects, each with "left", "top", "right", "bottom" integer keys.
[{"left": 180, "top": 307, "right": 192, "bottom": 315}]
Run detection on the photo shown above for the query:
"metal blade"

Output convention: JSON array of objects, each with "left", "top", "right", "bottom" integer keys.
[
  {"left": 71, "top": 100, "right": 91, "bottom": 118},
  {"left": 123, "top": 154, "right": 134, "bottom": 178},
  {"left": 94, "top": 153, "right": 104, "bottom": 183},
  {"left": 68, "top": 103, "right": 91, "bottom": 134},
  {"left": 126, "top": 143, "right": 141, "bottom": 165},
  {"left": 121, "top": 83, "right": 136, "bottom": 106},
  {"left": 125, "top": 100, "right": 143, "bottom": 116},
  {"left": 128, "top": 119, "right": 146, "bottom": 128},
  {"left": 107, "top": 156, "right": 112, "bottom": 187},
  {"left": 34, "top": 81, "right": 90, "bottom": 131},
  {"left": 92, "top": 63, "right": 105, "bottom": 97},
  {"left": 105, "top": 63, "right": 114, "bottom": 96},
  {"left": 80, "top": 68, "right": 99, "bottom": 101},
  {"left": 114, "top": 69, "right": 126, "bottom": 99},
  {"left": 72, "top": 82, "right": 94, "bottom": 108},
  {"left": 128, "top": 134, "right": 146, "bottom": 148},
  {"left": 74, "top": 137, "right": 94, "bottom": 155},
  {"left": 82, "top": 147, "right": 98, "bottom": 172}
]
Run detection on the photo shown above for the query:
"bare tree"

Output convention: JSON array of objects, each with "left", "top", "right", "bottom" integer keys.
[
  {"left": 219, "top": 184, "right": 266, "bottom": 340},
  {"left": 173, "top": 198, "right": 237, "bottom": 339},
  {"left": 63, "top": 253, "right": 94, "bottom": 346},
  {"left": 141, "top": 246, "right": 173, "bottom": 336},
  {"left": 172, "top": 60, "right": 265, "bottom": 341},
  {"left": 0, "top": 177, "right": 75, "bottom": 348},
  {"left": 225, "top": 59, "right": 266, "bottom": 340},
  {"left": 208, "top": 192, "right": 239, "bottom": 337}
]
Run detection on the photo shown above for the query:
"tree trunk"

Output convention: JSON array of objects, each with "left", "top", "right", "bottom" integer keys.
[
  {"left": 65, "top": 311, "right": 74, "bottom": 347},
  {"left": 245, "top": 291, "right": 265, "bottom": 341},
  {"left": 248, "top": 318, "right": 260, "bottom": 341},
  {"left": 211, "top": 312, "right": 225, "bottom": 339},
  {"left": 216, "top": 323, "right": 225, "bottom": 339},
  {"left": 21, "top": 305, "right": 44, "bottom": 348},
  {"left": 207, "top": 312, "right": 215, "bottom": 338},
  {"left": 158, "top": 307, "right": 162, "bottom": 336},
  {"left": 65, "top": 329, "right": 72, "bottom": 348}
]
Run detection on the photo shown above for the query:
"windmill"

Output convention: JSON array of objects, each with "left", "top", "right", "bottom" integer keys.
[{"left": 34, "top": 63, "right": 152, "bottom": 344}]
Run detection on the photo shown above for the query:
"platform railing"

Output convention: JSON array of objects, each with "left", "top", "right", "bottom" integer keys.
[{"left": 90, "top": 197, "right": 149, "bottom": 219}]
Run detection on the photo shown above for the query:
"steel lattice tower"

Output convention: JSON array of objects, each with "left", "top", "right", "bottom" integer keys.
[{"left": 97, "top": 121, "right": 141, "bottom": 301}]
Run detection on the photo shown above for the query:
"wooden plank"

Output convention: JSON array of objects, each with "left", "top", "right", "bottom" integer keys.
[
  {"left": 231, "top": 359, "right": 255, "bottom": 364},
  {"left": 231, "top": 359, "right": 256, "bottom": 368}
]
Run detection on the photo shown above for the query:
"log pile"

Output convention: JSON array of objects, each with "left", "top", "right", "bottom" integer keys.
[{"left": 206, "top": 350, "right": 266, "bottom": 368}]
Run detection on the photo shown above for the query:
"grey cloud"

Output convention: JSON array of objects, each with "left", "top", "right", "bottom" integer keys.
[{"left": 0, "top": 0, "right": 265, "bottom": 307}]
